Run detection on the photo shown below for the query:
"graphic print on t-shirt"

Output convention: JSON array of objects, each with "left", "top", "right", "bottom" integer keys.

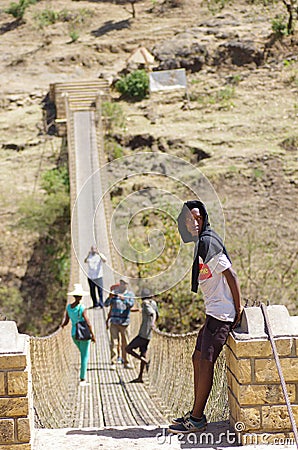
[{"left": 199, "top": 263, "right": 212, "bottom": 280}]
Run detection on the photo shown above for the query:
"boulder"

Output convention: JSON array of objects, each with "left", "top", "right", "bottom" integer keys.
[
  {"left": 213, "top": 39, "right": 264, "bottom": 67},
  {"left": 153, "top": 34, "right": 208, "bottom": 72}
]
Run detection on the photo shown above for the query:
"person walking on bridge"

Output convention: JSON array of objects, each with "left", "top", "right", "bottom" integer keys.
[
  {"left": 126, "top": 287, "right": 158, "bottom": 383},
  {"left": 84, "top": 245, "right": 107, "bottom": 308},
  {"left": 61, "top": 283, "right": 96, "bottom": 386},
  {"left": 104, "top": 277, "right": 134, "bottom": 369},
  {"left": 168, "top": 200, "right": 242, "bottom": 434}
]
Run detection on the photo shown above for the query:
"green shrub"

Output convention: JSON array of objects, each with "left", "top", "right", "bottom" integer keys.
[
  {"left": 196, "top": 86, "right": 235, "bottom": 110},
  {"left": 60, "top": 7, "right": 92, "bottom": 24},
  {"left": 18, "top": 191, "right": 69, "bottom": 236},
  {"left": 158, "top": 277, "right": 205, "bottom": 333},
  {"left": 35, "top": 8, "right": 59, "bottom": 26},
  {"left": 34, "top": 7, "right": 92, "bottom": 28},
  {"left": 69, "top": 29, "right": 79, "bottom": 42},
  {"left": 102, "top": 101, "right": 126, "bottom": 135},
  {"left": 104, "top": 138, "right": 124, "bottom": 161},
  {"left": 283, "top": 59, "right": 292, "bottom": 67},
  {"left": 203, "top": 0, "right": 228, "bottom": 14},
  {"left": 229, "top": 74, "right": 241, "bottom": 86},
  {"left": 16, "top": 163, "right": 71, "bottom": 335},
  {"left": 252, "top": 167, "right": 264, "bottom": 179},
  {"left": 18, "top": 166, "right": 70, "bottom": 236},
  {"left": 41, "top": 166, "right": 69, "bottom": 195},
  {"left": 216, "top": 86, "right": 235, "bottom": 101},
  {"left": 0, "top": 286, "right": 23, "bottom": 322},
  {"left": 115, "top": 70, "right": 149, "bottom": 100},
  {"left": 272, "top": 15, "right": 287, "bottom": 36},
  {"left": 5, "top": 0, "right": 35, "bottom": 19}
]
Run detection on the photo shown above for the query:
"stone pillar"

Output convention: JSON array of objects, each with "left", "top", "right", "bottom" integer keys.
[
  {"left": 0, "top": 322, "right": 33, "bottom": 449},
  {"left": 226, "top": 305, "right": 298, "bottom": 445}
]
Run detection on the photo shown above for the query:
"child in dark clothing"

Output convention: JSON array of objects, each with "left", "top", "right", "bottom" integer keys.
[{"left": 126, "top": 288, "right": 158, "bottom": 383}]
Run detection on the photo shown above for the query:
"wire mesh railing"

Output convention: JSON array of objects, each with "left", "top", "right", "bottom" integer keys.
[
  {"left": 30, "top": 330, "right": 79, "bottom": 428},
  {"left": 145, "top": 328, "right": 228, "bottom": 422}
]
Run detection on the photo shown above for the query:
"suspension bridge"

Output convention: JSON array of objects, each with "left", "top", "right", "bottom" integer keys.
[
  {"left": 30, "top": 80, "right": 229, "bottom": 448},
  {"left": 1, "top": 80, "right": 297, "bottom": 449}
]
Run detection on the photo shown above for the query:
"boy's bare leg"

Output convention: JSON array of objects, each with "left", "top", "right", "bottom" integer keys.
[
  {"left": 192, "top": 350, "right": 214, "bottom": 419},
  {"left": 126, "top": 346, "right": 148, "bottom": 364},
  {"left": 126, "top": 347, "right": 148, "bottom": 383},
  {"left": 192, "top": 349, "right": 201, "bottom": 403},
  {"left": 137, "top": 359, "right": 146, "bottom": 381}
]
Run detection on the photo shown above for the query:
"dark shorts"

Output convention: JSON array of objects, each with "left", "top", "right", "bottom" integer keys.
[
  {"left": 126, "top": 335, "right": 149, "bottom": 356},
  {"left": 194, "top": 315, "right": 232, "bottom": 363}
]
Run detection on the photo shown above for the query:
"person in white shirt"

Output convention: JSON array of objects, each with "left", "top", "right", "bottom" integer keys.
[
  {"left": 169, "top": 200, "right": 242, "bottom": 434},
  {"left": 84, "top": 245, "right": 107, "bottom": 308}
]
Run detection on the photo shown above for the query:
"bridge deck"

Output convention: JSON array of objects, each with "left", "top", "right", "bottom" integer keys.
[{"left": 72, "top": 305, "right": 165, "bottom": 428}]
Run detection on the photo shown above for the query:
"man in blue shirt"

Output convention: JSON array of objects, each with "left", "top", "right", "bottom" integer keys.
[{"left": 105, "top": 277, "right": 134, "bottom": 369}]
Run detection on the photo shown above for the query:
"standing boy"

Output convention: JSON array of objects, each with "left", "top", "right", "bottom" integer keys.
[{"left": 168, "top": 200, "right": 242, "bottom": 434}]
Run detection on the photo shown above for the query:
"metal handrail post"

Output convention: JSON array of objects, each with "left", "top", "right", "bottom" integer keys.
[{"left": 261, "top": 303, "right": 298, "bottom": 449}]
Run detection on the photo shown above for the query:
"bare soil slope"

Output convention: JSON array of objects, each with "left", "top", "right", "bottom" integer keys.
[{"left": 0, "top": 0, "right": 297, "bottom": 330}]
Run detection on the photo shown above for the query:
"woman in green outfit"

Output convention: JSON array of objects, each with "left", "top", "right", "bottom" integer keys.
[{"left": 61, "top": 284, "right": 96, "bottom": 385}]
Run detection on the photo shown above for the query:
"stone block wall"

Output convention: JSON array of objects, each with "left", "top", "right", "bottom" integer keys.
[
  {"left": 226, "top": 306, "right": 298, "bottom": 445},
  {"left": 0, "top": 323, "right": 33, "bottom": 450}
]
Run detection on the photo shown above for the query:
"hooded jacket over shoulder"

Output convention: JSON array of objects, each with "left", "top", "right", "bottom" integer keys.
[{"left": 177, "top": 200, "right": 231, "bottom": 293}]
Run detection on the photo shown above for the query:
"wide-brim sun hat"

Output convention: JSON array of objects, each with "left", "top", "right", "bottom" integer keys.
[{"left": 67, "top": 283, "right": 89, "bottom": 296}]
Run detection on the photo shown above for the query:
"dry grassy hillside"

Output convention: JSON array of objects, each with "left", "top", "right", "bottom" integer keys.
[{"left": 0, "top": 0, "right": 297, "bottom": 333}]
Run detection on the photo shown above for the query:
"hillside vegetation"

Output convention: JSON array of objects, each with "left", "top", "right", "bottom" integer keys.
[{"left": 0, "top": 0, "right": 297, "bottom": 334}]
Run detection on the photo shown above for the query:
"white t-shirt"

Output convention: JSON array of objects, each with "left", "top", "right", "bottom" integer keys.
[
  {"left": 86, "top": 253, "right": 103, "bottom": 279},
  {"left": 198, "top": 252, "right": 235, "bottom": 322}
]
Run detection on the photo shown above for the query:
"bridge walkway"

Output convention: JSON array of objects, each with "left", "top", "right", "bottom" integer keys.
[
  {"left": 66, "top": 102, "right": 166, "bottom": 428},
  {"left": 72, "top": 305, "right": 165, "bottom": 428}
]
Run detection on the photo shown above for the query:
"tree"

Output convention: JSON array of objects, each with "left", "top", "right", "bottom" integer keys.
[
  {"left": 281, "top": 0, "right": 298, "bottom": 34},
  {"left": 129, "top": 0, "right": 136, "bottom": 18},
  {"left": 116, "top": 0, "right": 142, "bottom": 18}
]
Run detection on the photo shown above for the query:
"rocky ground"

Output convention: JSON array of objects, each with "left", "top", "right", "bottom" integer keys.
[{"left": 0, "top": 0, "right": 297, "bottom": 328}]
